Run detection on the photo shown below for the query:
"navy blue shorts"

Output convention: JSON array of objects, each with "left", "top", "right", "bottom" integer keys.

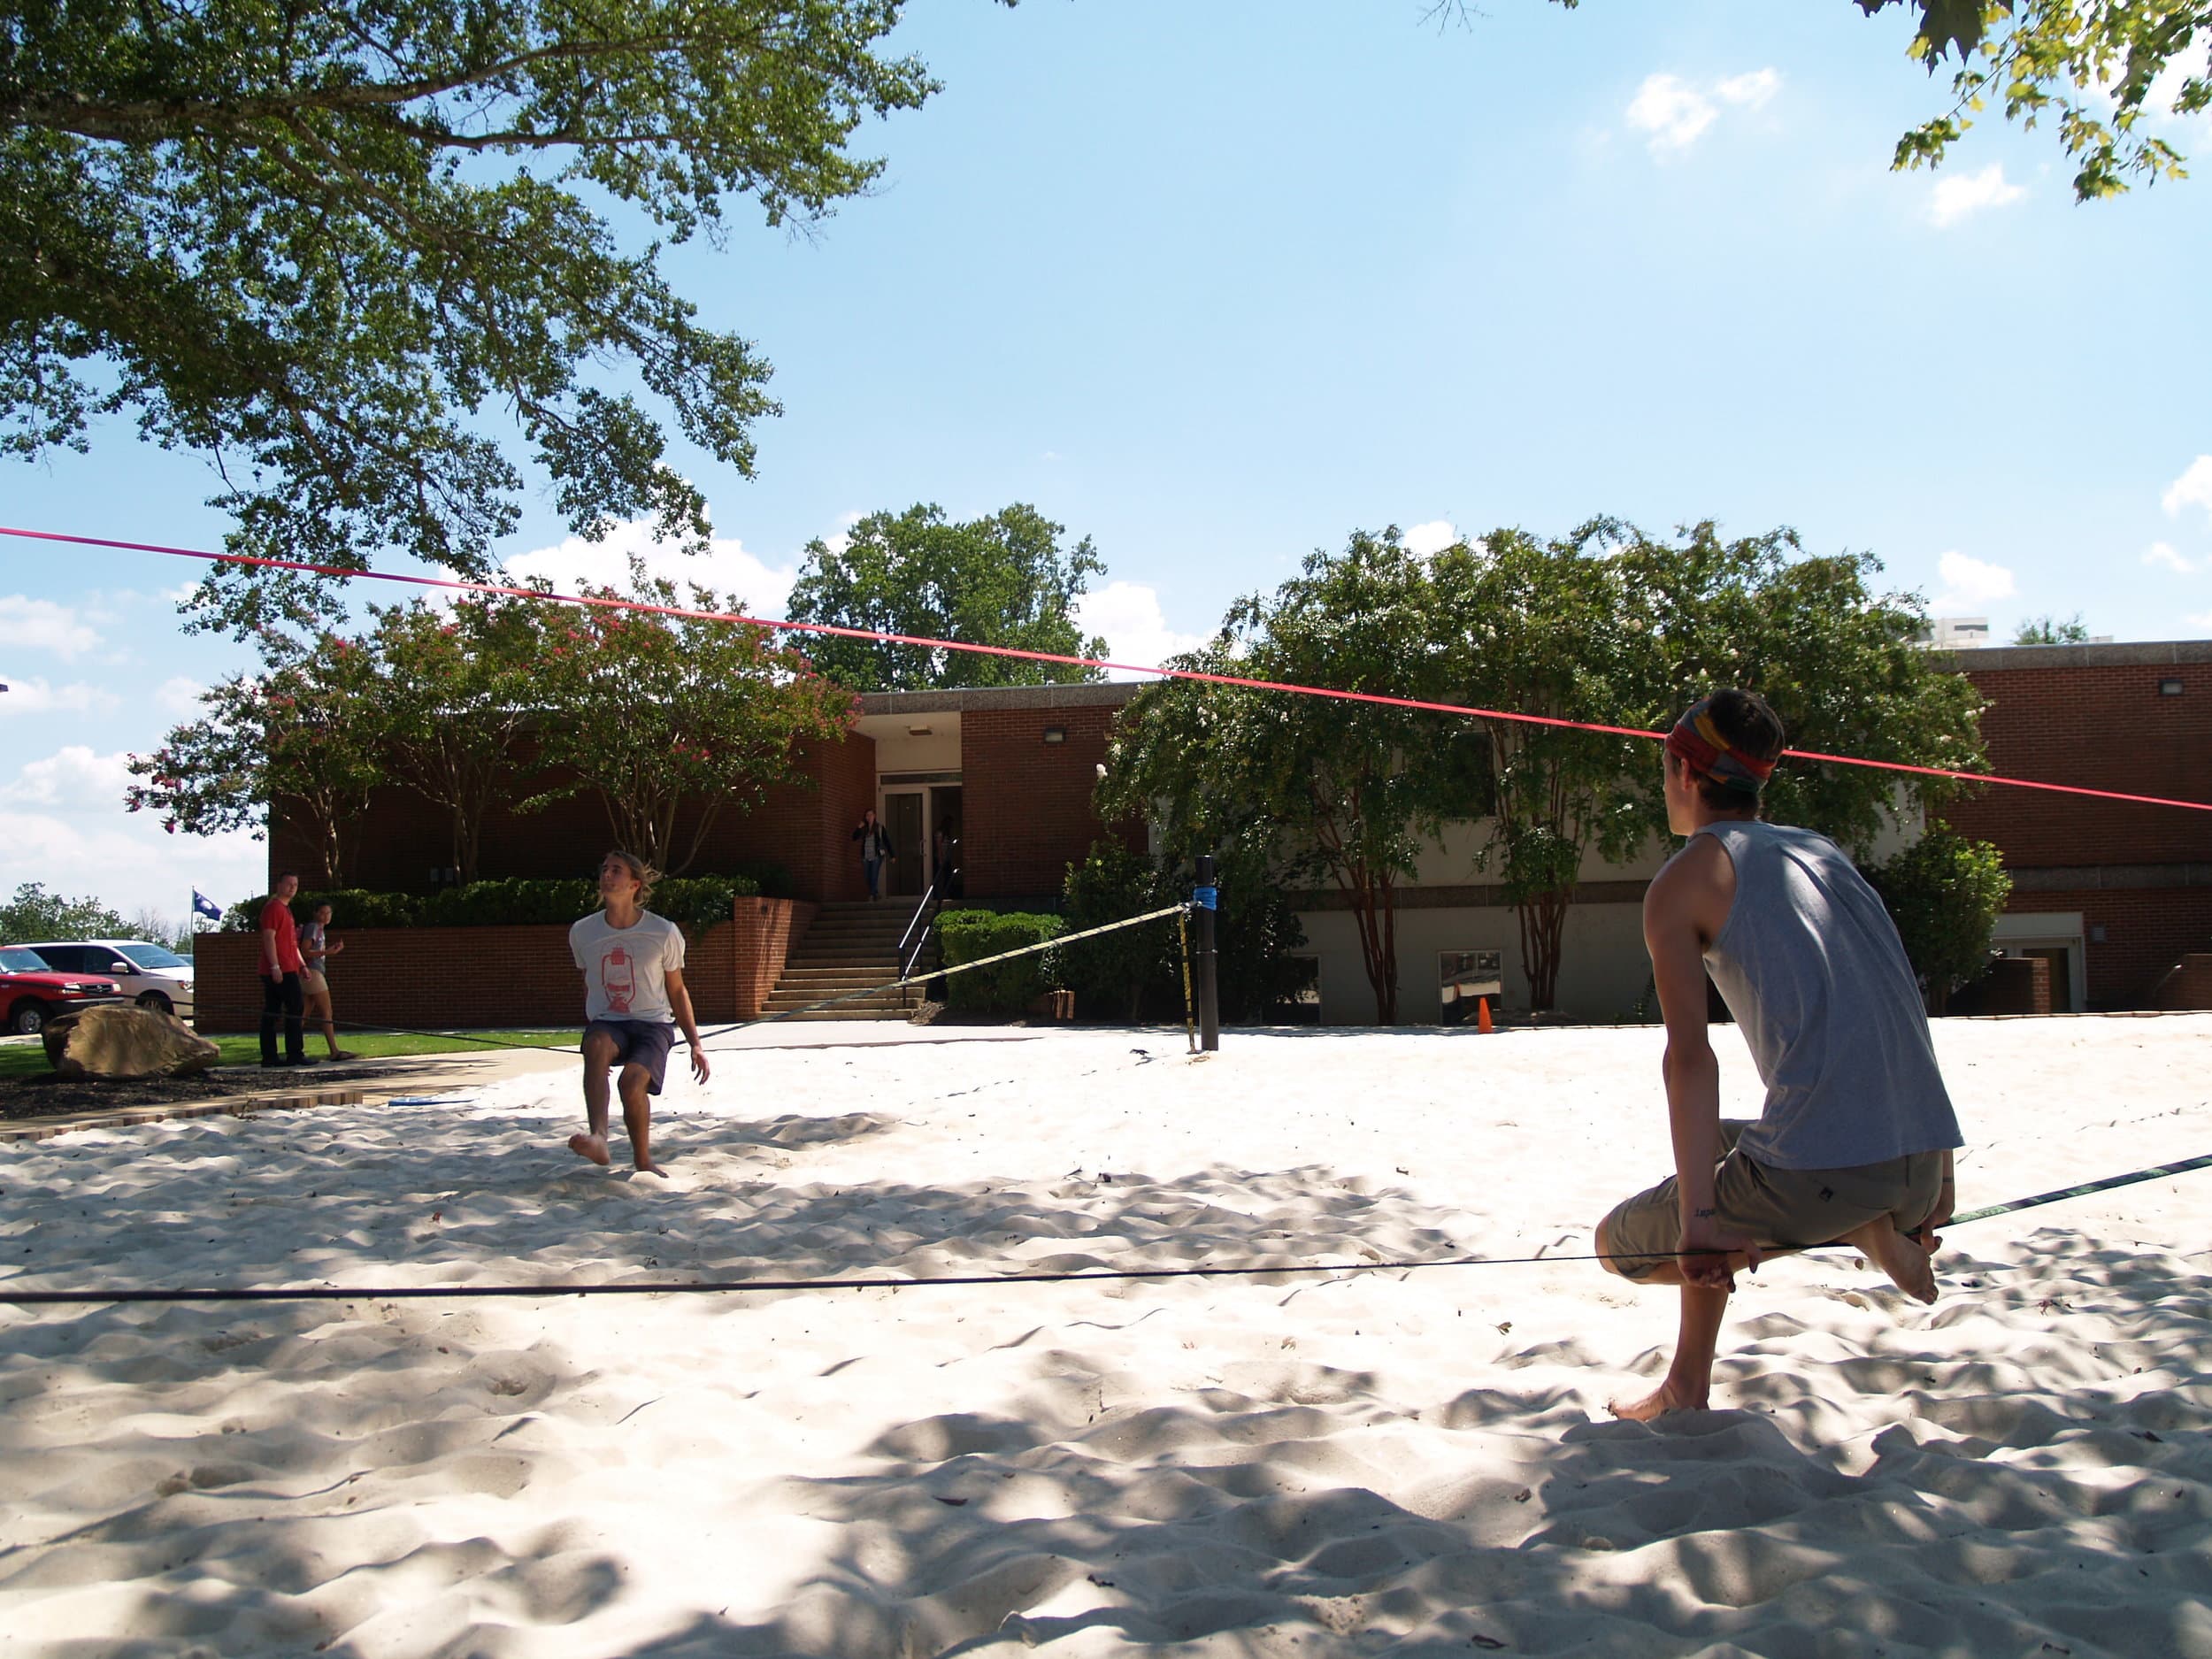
[{"left": 583, "top": 1019, "right": 680, "bottom": 1094}]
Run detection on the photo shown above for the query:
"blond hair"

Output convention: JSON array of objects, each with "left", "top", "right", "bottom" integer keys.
[{"left": 602, "top": 849, "right": 660, "bottom": 907}]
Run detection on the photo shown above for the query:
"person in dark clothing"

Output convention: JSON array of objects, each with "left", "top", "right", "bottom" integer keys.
[{"left": 853, "top": 809, "right": 893, "bottom": 900}]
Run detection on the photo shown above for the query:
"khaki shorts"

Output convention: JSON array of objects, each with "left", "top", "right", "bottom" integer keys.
[
  {"left": 301, "top": 968, "right": 329, "bottom": 1000},
  {"left": 1601, "top": 1120, "right": 1947, "bottom": 1282}
]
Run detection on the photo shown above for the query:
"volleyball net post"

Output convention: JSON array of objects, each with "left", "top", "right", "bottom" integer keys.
[{"left": 1194, "top": 854, "right": 1220, "bottom": 1053}]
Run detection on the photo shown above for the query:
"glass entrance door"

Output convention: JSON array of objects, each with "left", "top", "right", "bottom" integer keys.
[{"left": 883, "top": 790, "right": 926, "bottom": 897}]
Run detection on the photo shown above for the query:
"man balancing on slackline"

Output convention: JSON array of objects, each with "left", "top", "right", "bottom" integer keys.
[
  {"left": 567, "top": 851, "right": 709, "bottom": 1177},
  {"left": 1595, "top": 689, "right": 1962, "bottom": 1421}
]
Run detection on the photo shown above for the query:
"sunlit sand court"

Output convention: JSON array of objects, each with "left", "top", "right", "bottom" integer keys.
[{"left": 4, "top": 1017, "right": 2210, "bottom": 1657}]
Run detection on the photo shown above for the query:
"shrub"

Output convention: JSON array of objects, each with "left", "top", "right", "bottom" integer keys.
[
  {"left": 1053, "top": 833, "right": 1312, "bottom": 1025},
  {"left": 936, "top": 910, "right": 1064, "bottom": 1012},
  {"left": 1059, "top": 841, "right": 1178, "bottom": 1020},
  {"left": 417, "top": 878, "right": 597, "bottom": 926},
  {"left": 1864, "top": 829, "right": 2012, "bottom": 1012},
  {"left": 220, "top": 874, "right": 758, "bottom": 932},
  {"left": 224, "top": 888, "right": 417, "bottom": 931}
]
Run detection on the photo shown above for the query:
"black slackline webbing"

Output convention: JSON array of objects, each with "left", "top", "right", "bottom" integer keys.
[{"left": 4, "top": 1153, "right": 2205, "bottom": 1309}]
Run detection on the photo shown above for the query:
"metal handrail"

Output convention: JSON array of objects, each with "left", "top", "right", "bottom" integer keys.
[
  {"left": 897, "top": 879, "right": 939, "bottom": 956},
  {"left": 901, "top": 884, "right": 942, "bottom": 984}
]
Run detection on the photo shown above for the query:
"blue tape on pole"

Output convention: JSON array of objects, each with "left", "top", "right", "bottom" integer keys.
[{"left": 1192, "top": 886, "right": 1217, "bottom": 910}]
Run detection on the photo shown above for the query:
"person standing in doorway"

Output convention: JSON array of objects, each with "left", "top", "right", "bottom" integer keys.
[
  {"left": 568, "top": 850, "right": 708, "bottom": 1177},
  {"left": 257, "top": 872, "right": 309, "bottom": 1068},
  {"left": 853, "top": 808, "right": 893, "bottom": 901}
]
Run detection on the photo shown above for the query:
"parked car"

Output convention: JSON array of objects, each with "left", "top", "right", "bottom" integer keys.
[
  {"left": 0, "top": 946, "right": 127, "bottom": 1035},
  {"left": 19, "top": 939, "right": 196, "bottom": 1019}
]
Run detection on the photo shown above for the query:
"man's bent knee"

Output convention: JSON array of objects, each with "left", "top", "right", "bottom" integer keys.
[{"left": 1594, "top": 1214, "right": 1628, "bottom": 1278}]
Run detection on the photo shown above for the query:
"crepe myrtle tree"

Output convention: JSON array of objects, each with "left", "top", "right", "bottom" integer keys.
[
  {"left": 1101, "top": 529, "right": 1491, "bottom": 1025},
  {"left": 3, "top": 2, "right": 986, "bottom": 635},
  {"left": 1430, "top": 527, "right": 1668, "bottom": 1014},
  {"left": 1478, "top": 2, "right": 2209, "bottom": 198},
  {"left": 367, "top": 592, "right": 554, "bottom": 883},
  {"left": 126, "top": 630, "right": 388, "bottom": 886},
  {"left": 525, "top": 565, "right": 857, "bottom": 873}
]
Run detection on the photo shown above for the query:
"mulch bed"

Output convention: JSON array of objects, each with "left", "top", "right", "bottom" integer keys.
[{"left": 0, "top": 1065, "right": 382, "bottom": 1122}]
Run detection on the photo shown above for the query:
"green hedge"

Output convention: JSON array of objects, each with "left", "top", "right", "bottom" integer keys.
[
  {"left": 935, "top": 910, "right": 1064, "bottom": 1012},
  {"left": 222, "top": 873, "right": 758, "bottom": 933}
]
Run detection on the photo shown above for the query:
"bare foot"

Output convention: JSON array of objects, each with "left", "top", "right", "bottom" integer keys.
[
  {"left": 1848, "top": 1217, "right": 1937, "bottom": 1305},
  {"left": 567, "top": 1133, "right": 611, "bottom": 1167},
  {"left": 632, "top": 1159, "right": 668, "bottom": 1179},
  {"left": 1608, "top": 1378, "right": 1709, "bottom": 1421}
]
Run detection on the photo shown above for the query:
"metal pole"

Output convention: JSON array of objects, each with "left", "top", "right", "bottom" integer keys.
[{"left": 1194, "top": 853, "right": 1220, "bottom": 1053}]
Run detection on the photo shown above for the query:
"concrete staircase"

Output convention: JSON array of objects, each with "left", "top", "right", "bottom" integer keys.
[{"left": 760, "top": 899, "right": 939, "bottom": 1022}]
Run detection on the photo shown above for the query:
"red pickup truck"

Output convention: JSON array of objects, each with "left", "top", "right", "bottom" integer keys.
[{"left": 0, "top": 945, "right": 127, "bottom": 1034}]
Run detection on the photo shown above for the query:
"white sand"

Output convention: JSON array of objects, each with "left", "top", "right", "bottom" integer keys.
[{"left": 4, "top": 1016, "right": 2210, "bottom": 1658}]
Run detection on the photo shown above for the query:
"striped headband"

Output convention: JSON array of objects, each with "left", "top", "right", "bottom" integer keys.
[{"left": 1664, "top": 697, "right": 1776, "bottom": 796}]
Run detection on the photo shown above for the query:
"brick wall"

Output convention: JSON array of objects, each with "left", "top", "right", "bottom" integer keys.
[
  {"left": 1973, "top": 955, "right": 2051, "bottom": 1016},
  {"left": 273, "top": 733, "right": 876, "bottom": 903},
  {"left": 727, "top": 898, "right": 818, "bottom": 1018},
  {"left": 2157, "top": 954, "right": 2212, "bottom": 1010},
  {"left": 1948, "top": 658, "right": 2212, "bottom": 867},
  {"left": 194, "top": 899, "right": 816, "bottom": 1033},
  {"left": 961, "top": 704, "right": 1120, "bottom": 901},
  {"left": 1991, "top": 885, "right": 2212, "bottom": 1010}
]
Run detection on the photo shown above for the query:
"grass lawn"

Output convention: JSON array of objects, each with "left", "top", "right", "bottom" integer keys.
[{"left": 0, "top": 1028, "right": 576, "bottom": 1080}]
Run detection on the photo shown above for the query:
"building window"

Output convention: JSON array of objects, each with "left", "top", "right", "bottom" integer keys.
[
  {"left": 1042, "top": 726, "right": 1067, "bottom": 744},
  {"left": 2158, "top": 678, "right": 2184, "bottom": 696}
]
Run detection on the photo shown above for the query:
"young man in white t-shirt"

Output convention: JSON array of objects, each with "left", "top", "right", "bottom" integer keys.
[{"left": 566, "top": 851, "right": 710, "bottom": 1176}]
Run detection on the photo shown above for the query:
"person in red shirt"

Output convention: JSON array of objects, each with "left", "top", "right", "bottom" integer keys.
[{"left": 257, "top": 872, "right": 311, "bottom": 1068}]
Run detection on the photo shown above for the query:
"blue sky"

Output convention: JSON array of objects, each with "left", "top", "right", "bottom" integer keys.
[{"left": 4, "top": 0, "right": 2210, "bottom": 923}]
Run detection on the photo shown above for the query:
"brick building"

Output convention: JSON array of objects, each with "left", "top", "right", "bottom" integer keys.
[
  {"left": 1934, "top": 640, "right": 2212, "bottom": 1011},
  {"left": 277, "top": 681, "right": 1134, "bottom": 910},
  {"left": 267, "top": 646, "right": 2210, "bottom": 1023}
]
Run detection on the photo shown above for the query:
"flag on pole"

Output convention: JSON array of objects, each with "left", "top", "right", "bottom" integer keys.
[{"left": 191, "top": 890, "right": 222, "bottom": 920}]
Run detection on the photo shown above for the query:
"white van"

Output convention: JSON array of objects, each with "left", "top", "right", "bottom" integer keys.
[{"left": 22, "top": 940, "right": 196, "bottom": 1019}]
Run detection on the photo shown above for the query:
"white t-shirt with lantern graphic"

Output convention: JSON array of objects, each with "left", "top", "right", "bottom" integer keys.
[{"left": 569, "top": 910, "right": 686, "bottom": 1025}]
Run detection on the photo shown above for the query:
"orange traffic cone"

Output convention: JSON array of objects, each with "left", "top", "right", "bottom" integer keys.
[{"left": 1477, "top": 995, "right": 1494, "bottom": 1034}]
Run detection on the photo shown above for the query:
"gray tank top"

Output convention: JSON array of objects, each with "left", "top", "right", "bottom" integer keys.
[{"left": 1697, "top": 820, "right": 1962, "bottom": 1171}]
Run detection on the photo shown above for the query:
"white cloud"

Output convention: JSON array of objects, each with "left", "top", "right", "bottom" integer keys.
[
  {"left": 1073, "top": 582, "right": 1210, "bottom": 681},
  {"left": 2143, "top": 541, "right": 2198, "bottom": 574},
  {"left": 1626, "top": 73, "right": 1717, "bottom": 153},
  {"left": 1402, "top": 520, "right": 1462, "bottom": 557},
  {"left": 2189, "top": 611, "right": 2212, "bottom": 632},
  {"left": 0, "top": 745, "right": 134, "bottom": 811},
  {"left": 0, "top": 745, "right": 267, "bottom": 920},
  {"left": 0, "top": 677, "right": 120, "bottom": 718},
  {"left": 1927, "top": 163, "right": 2026, "bottom": 227},
  {"left": 501, "top": 518, "right": 799, "bottom": 620},
  {"left": 2162, "top": 455, "right": 2212, "bottom": 523},
  {"left": 0, "top": 595, "right": 101, "bottom": 660},
  {"left": 1624, "top": 68, "right": 1778, "bottom": 156},
  {"left": 155, "top": 675, "right": 208, "bottom": 716},
  {"left": 1716, "top": 69, "right": 1780, "bottom": 110},
  {"left": 1932, "top": 549, "right": 2017, "bottom": 613}
]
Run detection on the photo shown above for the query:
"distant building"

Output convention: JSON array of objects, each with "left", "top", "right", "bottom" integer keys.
[{"left": 1921, "top": 617, "right": 1991, "bottom": 649}]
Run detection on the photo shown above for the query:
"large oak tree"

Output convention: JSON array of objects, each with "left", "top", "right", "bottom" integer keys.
[{"left": 3, "top": 2, "right": 960, "bottom": 632}]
